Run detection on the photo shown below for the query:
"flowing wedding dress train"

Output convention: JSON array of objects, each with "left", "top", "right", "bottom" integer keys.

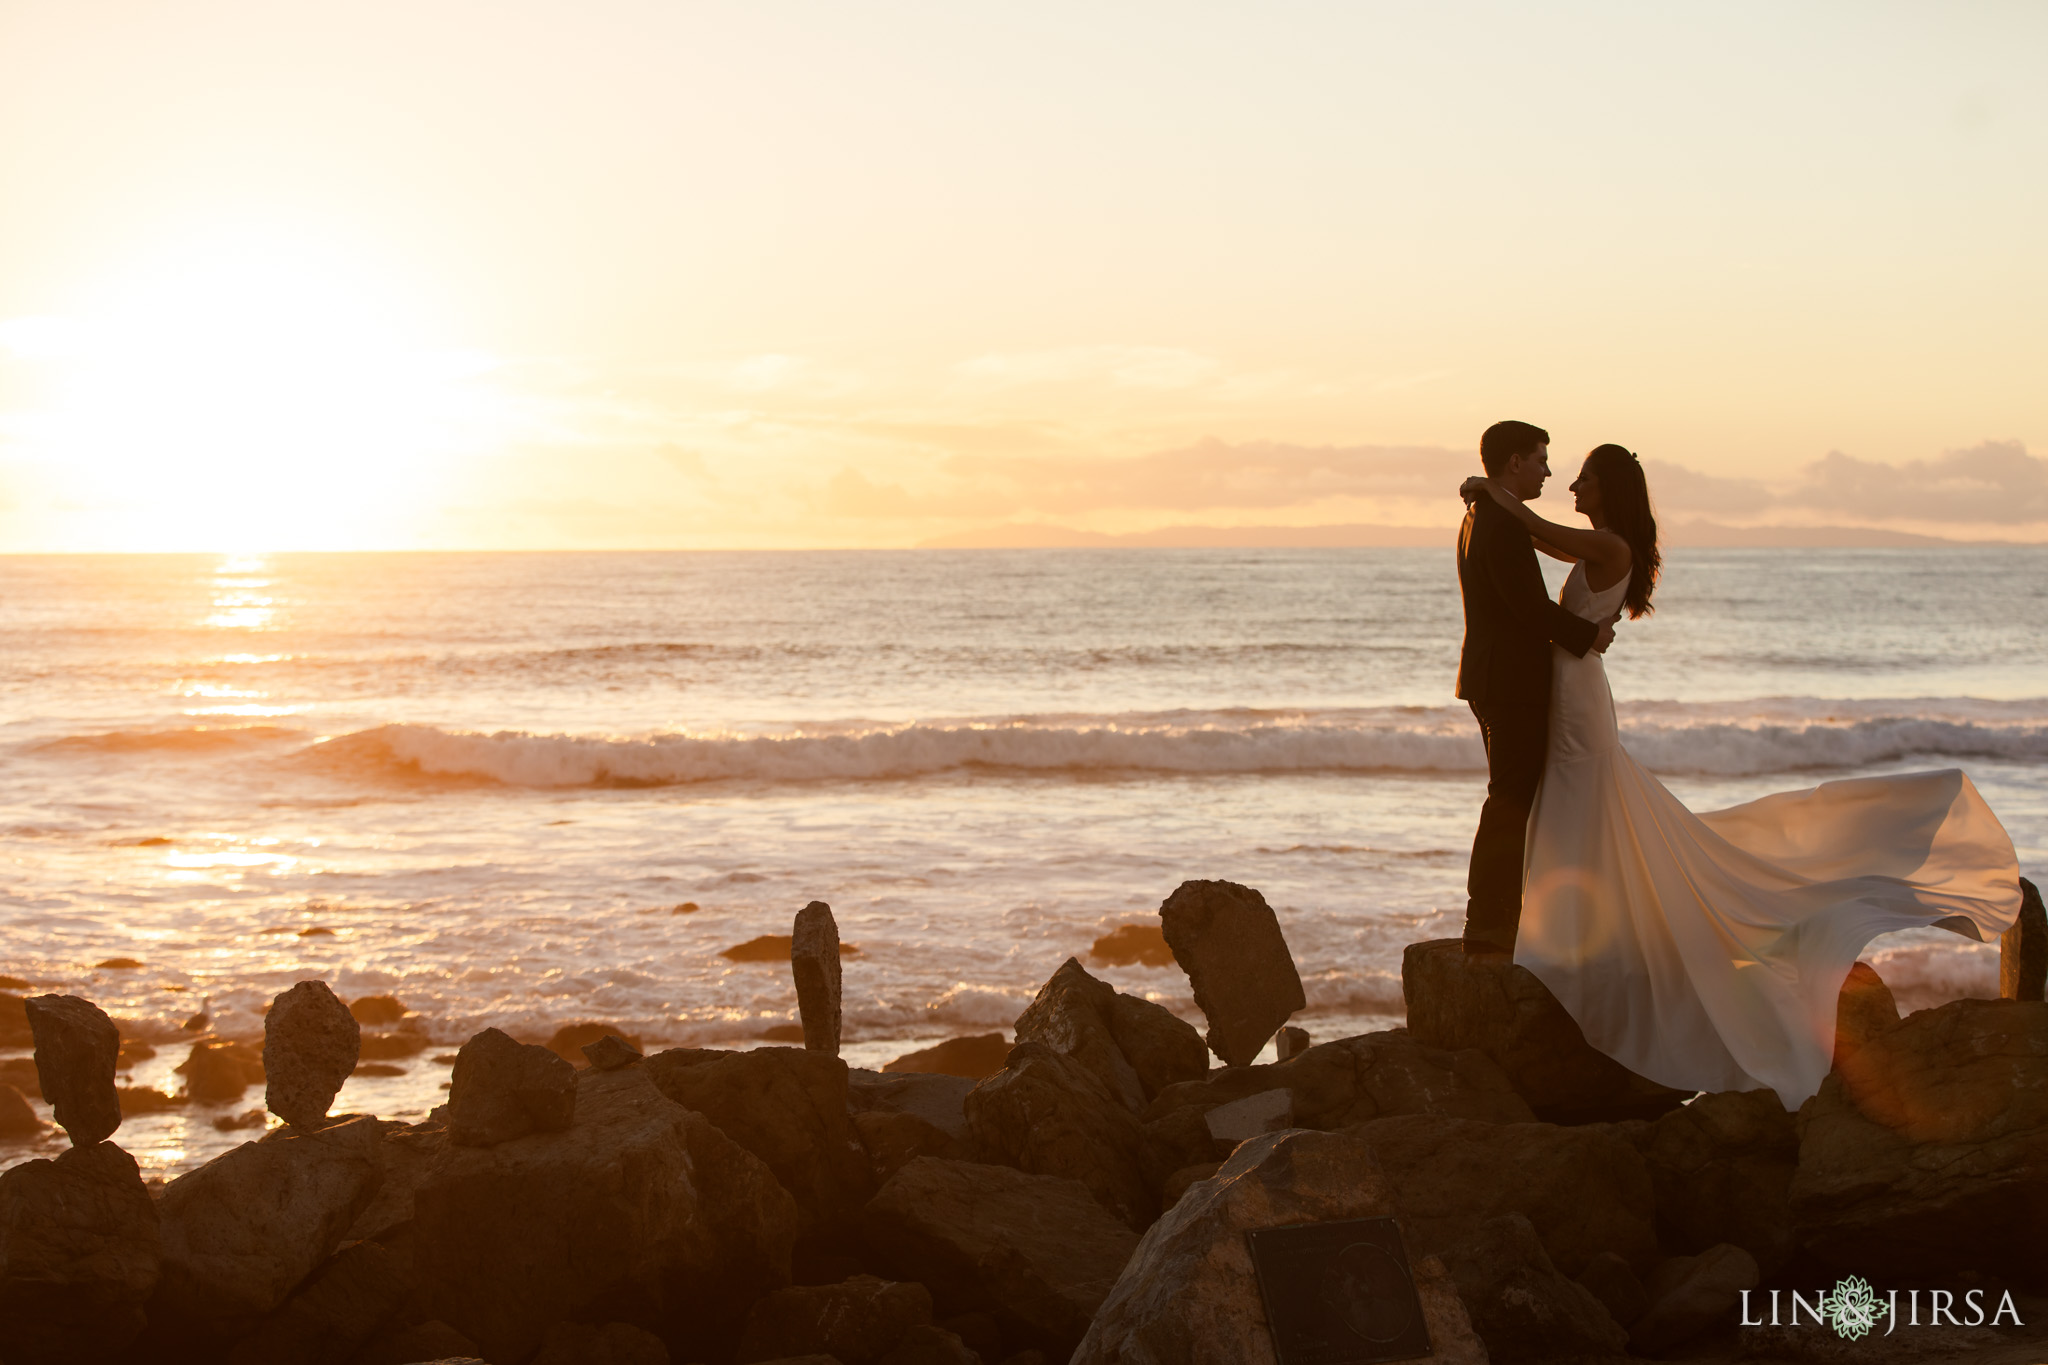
[{"left": 1513, "top": 563, "right": 2024, "bottom": 1109}]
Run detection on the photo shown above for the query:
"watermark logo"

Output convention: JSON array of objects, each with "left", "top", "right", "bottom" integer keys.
[
  {"left": 1742, "top": 1282, "right": 2023, "bottom": 1338},
  {"left": 1824, "top": 1276, "right": 1881, "bottom": 1342}
]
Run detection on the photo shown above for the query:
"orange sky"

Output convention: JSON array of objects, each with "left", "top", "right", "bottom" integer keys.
[{"left": 1, "top": 2, "right": 2044, "bottom": 550}]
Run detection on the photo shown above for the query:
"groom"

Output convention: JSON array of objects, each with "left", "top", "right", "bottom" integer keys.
[{"left": 1456, "top": 420, "right": 1614, "bottom": 956}]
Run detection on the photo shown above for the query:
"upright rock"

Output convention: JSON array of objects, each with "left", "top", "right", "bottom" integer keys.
[
  {"left": 24, "top": 995, "right": 121, "bottom": 1145},
  {"left": 1158, "top": 881, "right": 1306, "bottom": 1067},
  {"left": 863, "top": 1157, "right": 1139, "bottom": 1357},
  {"left": 0, "top": 1141, "right": 161, "bottom": 1365},
  {"left": 1014, "top": 959, "right": 1145, "bottom": 1110},
  {"left": 1402, "top": 939, "right": 1691, "bottom": 1122},
  {"left": 793, "top": 900, "right": 844, "bottom": 1055},
  {"left": 417, "top": 1066, "right": 797, "bottom": 1365},
  {"left": 2002, "top": 876, "right": 2046, "bottom": 1002},
  {"left": 264, "top": 980, "right": 362, "bottom": 1128},
  {"left": 1072, "top": 1128, "right": 1485, "bottom": 1365},
  {"left": 446, "top": 1027, "right": 577, "bottom": 1146},
  {"left": 1274, "top": 1026, "right": 1310, "bottom": 1061}
]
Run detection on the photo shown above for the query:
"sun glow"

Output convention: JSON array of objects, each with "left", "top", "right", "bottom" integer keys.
[{"left": 6, "top": 233, "right": 511, "bottom": 550}]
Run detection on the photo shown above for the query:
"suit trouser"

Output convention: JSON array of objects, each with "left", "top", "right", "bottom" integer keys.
[{"left": 1464, "top": 695, "right": 1548, "bottom": 951}]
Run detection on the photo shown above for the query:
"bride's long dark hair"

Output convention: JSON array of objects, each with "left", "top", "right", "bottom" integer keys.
[{"left": 1586, "top": 443, "right": 1659, "bottom": 618}]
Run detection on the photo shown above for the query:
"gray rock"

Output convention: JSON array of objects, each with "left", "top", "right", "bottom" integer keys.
[
  {"left": 1158, "top": 881, "right": 1306, "bottom": 1067},
  {"left": 1402, "top": 938, "right": 1692, "bottom": 1122},
  {"left": 445, "top": 1026, "right": 576, "bottom": 1146},
  {"left": 1274, "top": 1025, "right": 1310, "bottom": 1060},
  {"left": 1202, "top": 1088, "right": 1292, "bottom": 1147},
  {"left": 1629, "top": 1243, "right": 1759, "bottom": 1355},
  {"left": 1436, "top": 1212, "right": 1627, "bottom": 1363},
  {"left": 154, "top": 1116, "right": 385, "bottom": 1331},
  {"left": 417, "top": 1066, "right": 795, "bottom": 1365},
  {"left": 793, "top": 900, "right": 845, "bottom": 1055},
  {"left": 737, "top": 1275, "right": 932, "bottom": 1365},
  {"left": 581, "top": 1033, "right": 644, "bottom": 1071},
  {"left": 1072, "top": 1128, "right": 1485, "bottom": 1365},
  {"left": 2002, "top": 876, "right": 2045, "bottom": 1002},
  {"left": 862, "top": 1157, "right": 1139, "bottom": 1357},
  {"left": 848, "top": 1070, "right": 977, "bottom": 1143},
  {"left": 963, "top": 1041, "right": 1158, "bottom": 1229},
  {"left": 25, "top": 994, "right": 122, "bottom": 1145},
  {"left": 0, "top": 1141, "right": 161, "bottom": 1365},
  {"left": 264, "top": 981, "right": 362, "bottom": 1128}
]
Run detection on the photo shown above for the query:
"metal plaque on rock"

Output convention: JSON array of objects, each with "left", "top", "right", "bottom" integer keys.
[{"left": 1246, "top": 1217, "right": 1433, "bottom": 1365}]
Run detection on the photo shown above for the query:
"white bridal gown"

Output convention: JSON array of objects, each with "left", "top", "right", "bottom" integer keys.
[{"left": 1513, "top": 562, "right": 2024, "bottom": 1109}]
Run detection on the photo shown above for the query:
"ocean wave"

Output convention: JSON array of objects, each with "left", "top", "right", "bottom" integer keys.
[
  {"left": 32, "top": 724, "right": 310, "bottom": 755},
  {"left": 301, "top": 703, "right": 2048, "bottom": 788}
]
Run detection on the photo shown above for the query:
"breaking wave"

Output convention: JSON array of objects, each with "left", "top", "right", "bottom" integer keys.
[{"left": 303, "top": 701, "right": 2048, "bottom": 788}]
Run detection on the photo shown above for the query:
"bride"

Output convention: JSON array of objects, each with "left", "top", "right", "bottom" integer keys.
[{"left": 1462, "top": 445, "right": 2023, "bottom": 1108}]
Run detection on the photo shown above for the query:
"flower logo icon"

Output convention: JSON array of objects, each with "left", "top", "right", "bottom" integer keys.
[{"left": 1825, "top": 1276, "right": 1882, "bottom": 1341}]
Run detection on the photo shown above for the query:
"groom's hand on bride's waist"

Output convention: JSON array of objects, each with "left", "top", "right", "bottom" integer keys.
[{"left": 1593, "top": 613, "right": 1619, "bottom": 654}]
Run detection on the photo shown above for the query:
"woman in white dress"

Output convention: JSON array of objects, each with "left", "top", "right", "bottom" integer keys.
[{"left": 1463, "top": 445, "right": 2023, "bottom": 1109}]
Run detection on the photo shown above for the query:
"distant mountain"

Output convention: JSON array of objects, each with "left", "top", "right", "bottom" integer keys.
[{"left": 917, "top": 520, "right": 2020, "bottom": 549}]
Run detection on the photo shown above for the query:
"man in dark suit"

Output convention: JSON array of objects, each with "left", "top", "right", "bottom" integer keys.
[{"left": 1457, "top": 420, "right": 1615, "bottom": 955}]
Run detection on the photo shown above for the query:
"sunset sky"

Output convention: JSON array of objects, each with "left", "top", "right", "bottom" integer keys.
[{"left": 2, "top": 2, "right": 2044, "bottom": 551}]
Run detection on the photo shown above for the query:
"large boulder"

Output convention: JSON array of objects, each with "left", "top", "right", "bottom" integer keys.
[
  {"left": 1347, "top": 1113, "right": 1659, "bottom": 1276},
  {"left": 1108, "top": 994, "right": 1209, "bottom": 1101},
  {"left": 2002, "top": 876, "right": 2045, "bottom": 1001},
  {"left": 223, "top": 1237, "right": 411, "bottom": 1365},
  {"left": 445, "top": 1027, "right": 576, "bottom": 1146},
  {"left": 415, "top": 1065, "right": 797, "bottom": 1364},
  {"left": 883, "top": 1033, "right": 1012, "bottom": 1078},
  {"left": 532, "top": 1319, "right": 673, "bottom": 1364},
  {"left": 735, "top": 1275, "right": 932, "bottom": 1364},
  {"left": 963, "top": 1041, "right": 1159, "bottom": 1229},
  {"left": 1013, "top": 959, "right": 1147, "bottom": 1111},
  {"left": 153, "top": 1116, "right": 386, "bottom": 1335},
  {"left": 792, "top": 900, "right": 844, "bottom": 1056},
  {"left": 1629, "top": 1088, "right": 1797, "bottom": 1276},
  {"left": 264, "top": 981, "right": 361, "bottom": 1128},
  {"left": 341, "top": 1117, "right": 449, "bottom": 1243},
  {"left": 1072, "top": 1128, "right": 1485, "bottom": 1365},
  {"left": 1158, "top": 880, "right": 1306, "bottom": 1067},
  {"left": 1434, "top": 1213, "right": 1628, "bottom": 1363},
  {"left": 24, "top": 994, "right": 122, "bottom": 1145},
  {"left": 1402, "top": 938, "right": 1692, "bottom": 1122},
  {"left": 0, "top": 1141, "right": 161, "bottom": 1365},
  {"left": 645, "top": 1045, "right": 874, "bottom": 1238},
  {"left": 1142, "top": 1029, "right": 1533, "bottom": 1167},
  {"left": 1791, "top": 996, "right": 2048, "bottom": 1280},
  {"left": 862, "top": 1157, "right": 1138, "bottom": 1357}
]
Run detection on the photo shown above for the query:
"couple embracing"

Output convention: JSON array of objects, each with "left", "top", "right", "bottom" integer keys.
[{"left": 1453, "top": 420, "right": 2023, "bottom": 1108}]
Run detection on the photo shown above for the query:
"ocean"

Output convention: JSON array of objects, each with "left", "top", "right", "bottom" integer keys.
[{"left": 3, "top": 546, "right": 2045, "bottom": 1177}]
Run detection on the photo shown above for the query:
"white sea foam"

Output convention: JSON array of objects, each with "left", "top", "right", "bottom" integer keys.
[{"left": 310, "top": 701, "right": 2048, "bottom": 788}]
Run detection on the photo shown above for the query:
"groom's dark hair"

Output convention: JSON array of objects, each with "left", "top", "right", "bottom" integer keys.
[{"left": 1479, "top": 421, "right": 1549, "bottom": 476}]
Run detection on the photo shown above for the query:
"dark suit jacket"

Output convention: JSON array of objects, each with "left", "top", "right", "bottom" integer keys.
[{"left": 1456, "top": 496, "right": 1599, "bottom": 711}]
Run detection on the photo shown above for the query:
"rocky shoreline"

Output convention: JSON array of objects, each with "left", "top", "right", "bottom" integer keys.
[{"left": 2, "top": 876, "right": 2045, "bottom": 1365}]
